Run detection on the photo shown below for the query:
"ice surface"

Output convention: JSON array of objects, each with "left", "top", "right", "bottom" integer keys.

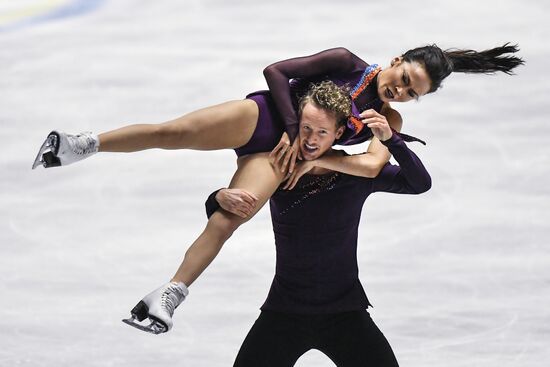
[{"left": 1, "top": 0, "right": 549, "bottom": 366}]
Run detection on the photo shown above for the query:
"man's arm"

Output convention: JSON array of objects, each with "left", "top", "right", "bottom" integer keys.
[
  {"left": 372, "top": 133, "right": 432, "bottom": 194},
  {"left": 205, "top": 188, "right": 259, "bottom": 219}
]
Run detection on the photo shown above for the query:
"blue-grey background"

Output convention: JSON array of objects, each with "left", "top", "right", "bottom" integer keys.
[{"left": 1, "top": 0, "right": 548, "bottom": 366}]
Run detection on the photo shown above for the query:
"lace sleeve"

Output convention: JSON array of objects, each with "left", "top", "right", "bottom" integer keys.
[{"left": 263, "top": 47, "right": 368, "bottom": 142}]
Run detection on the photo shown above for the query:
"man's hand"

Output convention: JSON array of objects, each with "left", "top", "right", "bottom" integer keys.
[
  {"left": 215, "top": 188, "right": 259, "bottom": 218},
  {"left": 360, "top": 109, "right": 393, "bottom": 142},
  {"left": 283, "top": 160, "right": 315, "bottom": 190},
  {"left": 269, "top": 132, "right": 301, "bottom": 174}
]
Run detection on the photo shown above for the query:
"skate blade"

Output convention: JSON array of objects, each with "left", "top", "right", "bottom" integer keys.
[
  {"left": 122, "top": 317, "right": 167, "bottom": 335},
  {"left": 31, "top": 132, "right": 60, "bottom": 169}
]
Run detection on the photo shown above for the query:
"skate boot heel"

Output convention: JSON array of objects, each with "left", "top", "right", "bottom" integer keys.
[
  {"left": 42, "top": 151, "right": 61, "bottom": 168},
  {"left": 131, "top": 300, "right": 149, "bottom": 322}
]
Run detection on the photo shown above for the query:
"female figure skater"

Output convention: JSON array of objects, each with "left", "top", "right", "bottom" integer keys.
[{"left": 31, "top": 44, "right": 523, "bottom": 334}]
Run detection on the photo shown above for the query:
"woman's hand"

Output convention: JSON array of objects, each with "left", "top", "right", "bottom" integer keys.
[
  {"left": 269, "top": 132, "right": 301, "bottom": 174},
  {"left": 360, "top": 109, "right": 393, "bottom": 142},
  {"left": 215, "top": 188, "right": 259, "bottom": 218},
  {"left": 283, "top": 160, "right": 315, "bottom": 190}
]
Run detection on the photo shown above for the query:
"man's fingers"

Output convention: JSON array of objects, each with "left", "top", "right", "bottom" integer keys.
[
  {"left": 240, "top": 194, "right": 256, "bottom": 206},
  {"left": 236, "top": 209, "right": 248, "bottom": 219},
  {"left": 288, "top": 175, "right": 299, "bottom": 190},
  {"left": 288, "top": 150, "right": 298, "bottom": 173},
  {"left": 281, "top": 148, "right": 294, "bottom": 172},
  {"left": 269, "top": 144, "right": 280, "bottom": 158},
  {"left": 245, "top": 191, "right": 259, "bottom": 201},
  {"left": 269, "top": 141, "right": 286, "bottom": 160},
  {"left": 276, "top": 144, "right": 289, "bottom": 163},
  {"left": 283, "top": 171, "right": 295, "bottom": 190},
  {"left": 286, "top": 169, "right": 302, "bottom": 190},
  {"left": 237, "top": 199, "right": 255, "bottom": 212}
]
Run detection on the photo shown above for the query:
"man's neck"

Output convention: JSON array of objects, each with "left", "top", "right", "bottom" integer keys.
[
  {"left": 308, "top": 148, "right": 340, "bottom": 175},
  {"left": 309, "top": 166, "right": 333, "bottom": 175}
]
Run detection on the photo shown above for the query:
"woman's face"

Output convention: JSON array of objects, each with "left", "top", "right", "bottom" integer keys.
[
  {"left": 298, "top": 102, "right": 344, "bottom": 161},
  {"left": 377, "top": 57, "right": 432, "bottom": 103}
]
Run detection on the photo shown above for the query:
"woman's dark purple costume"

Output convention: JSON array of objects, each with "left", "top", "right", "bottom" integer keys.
[{"left": 235, "top": 48, "right": 386, "bottom": 157}]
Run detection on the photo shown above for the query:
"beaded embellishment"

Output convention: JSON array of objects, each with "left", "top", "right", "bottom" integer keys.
[
  {"left": 279, "top": 173, "right": 340, "bottom": 216},
  {"left": 347, "top": 64, "right": 381, "bottom": 135}
]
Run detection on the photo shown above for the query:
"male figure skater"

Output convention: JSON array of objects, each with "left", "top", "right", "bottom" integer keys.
[{"left": 207, "top": 87, "right": 431, "bottom": 366}]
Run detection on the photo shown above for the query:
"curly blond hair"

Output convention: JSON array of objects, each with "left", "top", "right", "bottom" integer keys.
[{"left": 298, "top": 80, "right": 351, "bottom": 127}]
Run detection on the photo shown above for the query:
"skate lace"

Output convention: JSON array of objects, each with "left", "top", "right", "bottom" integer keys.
[
  {"left": 160, "top": 284, "right": 185, "bottom": 317},
  {"left": 70, "top": 133, "right": 97, "bottom": 155}
]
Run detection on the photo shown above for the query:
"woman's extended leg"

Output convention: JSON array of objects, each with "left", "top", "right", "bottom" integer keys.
[
  {"left": 99, "top": 100, "right": 259, "bottom": 152},
  {"left": 123, "top": 153, "right": 285, "bottom": 334},
  {"left": 170, "top": 152, "right": 284, "bottom": 286},
  {"left": 32, "top": 99, "right": 261, "bottom": 169}
]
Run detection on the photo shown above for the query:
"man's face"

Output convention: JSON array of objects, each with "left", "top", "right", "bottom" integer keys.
[{"left": 298, "top": 102, "right": 344, "bottom": 161}]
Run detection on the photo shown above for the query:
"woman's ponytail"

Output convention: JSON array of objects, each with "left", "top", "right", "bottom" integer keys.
[
  {"left": 402, "top": 43, "right": 524, "bottom": 93},
  {"left": 445, "top": 43, "right": 524, "bottom": 75}
]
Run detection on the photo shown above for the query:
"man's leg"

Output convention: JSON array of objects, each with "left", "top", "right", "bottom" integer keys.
[
  {"left": 234, "top": 311, "right": 311, "bottom": 367},
  {"left": 318, "top": 310, "right": 400, "bottom": 367}
]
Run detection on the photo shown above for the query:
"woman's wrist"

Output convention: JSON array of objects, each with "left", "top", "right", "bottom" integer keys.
[{"left": 310, "top": 156, "right": 327, "bottom": 169}]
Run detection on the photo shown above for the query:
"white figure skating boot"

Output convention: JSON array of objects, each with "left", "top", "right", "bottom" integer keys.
[
  {"left": 32, "top": 131, "right": 99, "bottom": 169},
  {"left": 122, "top": 281, "right": 189, "bottom": 334}
]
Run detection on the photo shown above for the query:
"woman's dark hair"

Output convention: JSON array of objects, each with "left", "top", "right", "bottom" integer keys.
[{"left": 402, "top": 43, "right": 524, "bottom": 93}]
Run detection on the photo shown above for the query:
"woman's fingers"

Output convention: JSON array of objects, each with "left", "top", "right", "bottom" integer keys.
[
  {"left": 361, "top": 116, "right": 387, "bottom": 125},
  {"left": 359, "top": 109, "right": 382, "bottom": 118},
  {"left": 366, "top": 121, "right": 392, "bottom": 141}
]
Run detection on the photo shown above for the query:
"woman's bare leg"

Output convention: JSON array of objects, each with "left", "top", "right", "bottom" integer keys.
[
  {"left": 170, "top": 153, "right": 285, "bottom": 286},
  {"left": 98, "top": 99, "right": 259, "bottom": 152}
]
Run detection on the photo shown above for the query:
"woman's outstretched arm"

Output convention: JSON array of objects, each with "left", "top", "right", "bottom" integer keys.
[
  {"left": 314, "top": 106, "right": 403, "bottom": 178},
  {"left": 281, "top": 107, "right": 404, "bottom": 189},
  {"left": 263, "top": 47, "right": 368, "bottom": 142}
]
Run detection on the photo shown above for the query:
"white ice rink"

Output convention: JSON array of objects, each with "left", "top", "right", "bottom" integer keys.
[{"left": 1, "top": 0, "right": 549, "bottom": 366}]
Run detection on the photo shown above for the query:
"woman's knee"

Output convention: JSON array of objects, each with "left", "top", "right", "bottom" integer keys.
[
  {"left": 205, "top": 211, "right": 245, "bottom": 242},
  {"left": 155, "top": 121, "right": 195, "bottom": 149}
]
